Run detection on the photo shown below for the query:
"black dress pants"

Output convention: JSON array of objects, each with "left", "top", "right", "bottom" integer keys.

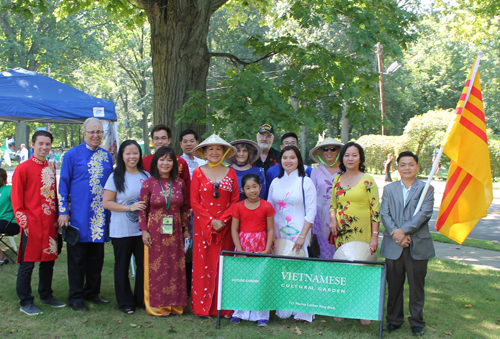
[
  {"left": 111, "top": 236, "right": 144, "bottom": 311},
  {"left": 16, "top": 232, "right": 55, "bottom": 306},
  {"left": 386, "top": 247, "right": 428, "bottom": 327},
  {"left": 66, "top": 241, "right": 104, "bottom": 304}
]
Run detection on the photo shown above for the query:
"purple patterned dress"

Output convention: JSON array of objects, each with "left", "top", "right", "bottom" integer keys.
[{"left": 310, "top": 164, "right": 338, "bottom": 259}]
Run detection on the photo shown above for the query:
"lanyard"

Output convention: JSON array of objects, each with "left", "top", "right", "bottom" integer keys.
[{"left": 158, "top": 178, "right": 172, "bottom": 212}]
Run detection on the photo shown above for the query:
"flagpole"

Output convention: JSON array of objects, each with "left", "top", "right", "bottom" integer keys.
[{"left": 413, "top": 52, "right": 483, "bottom": 216}]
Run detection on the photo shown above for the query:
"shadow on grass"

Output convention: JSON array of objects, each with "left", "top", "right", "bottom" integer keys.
[{"left": 0, "top": 244, "right": 499, "bottom": 338}]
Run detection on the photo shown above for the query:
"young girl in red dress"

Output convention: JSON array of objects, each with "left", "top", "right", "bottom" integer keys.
[{"left": 230, "top": 173, "right": 275, "bottom": 326}]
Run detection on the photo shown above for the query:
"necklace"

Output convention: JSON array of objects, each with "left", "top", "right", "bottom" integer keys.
[{"left": 344, "top": 172, "right": 360, "bottom": 187}]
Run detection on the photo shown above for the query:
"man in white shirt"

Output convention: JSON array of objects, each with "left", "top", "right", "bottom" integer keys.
[
  {"left": 19, "top": 144, "right": 29, "bottom": 163},
  {"left": 179, "top": 129, "right": 207, "bottom": 179}
]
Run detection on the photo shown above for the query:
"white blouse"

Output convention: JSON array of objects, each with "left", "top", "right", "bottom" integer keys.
[{"left": 268, "top": 169, "right": 317, "bottom": 246}]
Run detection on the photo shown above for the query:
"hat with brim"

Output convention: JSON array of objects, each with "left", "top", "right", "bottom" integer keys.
[
  {"left": 309, "top": 137, "right": 344, "bottom": 163},
  {"left": 225, "top": 139, "right": 260, "bottom": 165},
  {"left": 62, "top": 224, "right": 80, "bottom": 246},
  {"left": 273, "top": 238, "right": 307, "bottom": 257},
  {"left": 193, "top": 134, "right": 237, "bottom": 161},
  {"left": 333, "top": 241, "right": 378, "bottom": 262}
]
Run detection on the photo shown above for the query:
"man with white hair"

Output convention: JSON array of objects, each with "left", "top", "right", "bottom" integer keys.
[
  {"left": 58, "top": 118, "right": 113, "bottom": 311},
  {"left": 253, "top": 123, "right": 280, "bottom": 176}
]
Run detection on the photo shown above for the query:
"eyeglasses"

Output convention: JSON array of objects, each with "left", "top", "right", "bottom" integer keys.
[
  {"left": 85, "top": 130, "right": 103, "bottom": 136},
  {"left": 283, "top": 141, "right": 297, "bottom": 146},
  {"left": 322, "top": 147, "right": 339, "bottom": 152},
  {"left": 213, "top": 182, "right": 220, "bottom": 199},
  {"left": 153, "top": 136, "right": 169, "bottom": 141}
]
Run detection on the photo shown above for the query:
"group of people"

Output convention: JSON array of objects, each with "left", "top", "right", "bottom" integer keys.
[{"left": 2, "top": 120, "right": 434, "bottom": 336}]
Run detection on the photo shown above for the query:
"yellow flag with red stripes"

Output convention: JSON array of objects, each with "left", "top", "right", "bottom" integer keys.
[{"left": 436, "top": 56, "right": 493, "bottom": 244}]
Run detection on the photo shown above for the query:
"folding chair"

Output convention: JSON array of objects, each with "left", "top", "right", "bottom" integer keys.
[{"left": 0, "top": 216, "right": 18, "bottom": 264}]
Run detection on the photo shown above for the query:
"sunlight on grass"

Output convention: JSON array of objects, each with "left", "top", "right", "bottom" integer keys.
[{"left": 0, "top": 245, "right": 499, "bottom": 338}]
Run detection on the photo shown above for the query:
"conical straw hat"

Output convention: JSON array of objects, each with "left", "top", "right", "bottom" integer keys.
[
  {"left": 225, "top": 139, "right": 261, "bottom": 165},
  {"left": 274, "top": 238, "right": 307, "bottom": 257},
  {"left": 193, "top": 134, "right": 236, "bottom": 161},
  {"left": 333, "top": 241, "right": 378, "bottom": 262},
  {"left": 309, "top": 137, "right": 344, "bottom": 163}
]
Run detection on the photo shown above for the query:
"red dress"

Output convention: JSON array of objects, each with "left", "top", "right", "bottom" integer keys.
[
  {"left": 232, "top": 199, "right": 275, "bottom": 253},
  {"left": 190, "top": 167, "right": 239, "bottom": 317},
  {"left": 11, "top": 157, "right": 58, "bottom": 263},
  {"left": 143, "top": 154, "right": 191, "bottom": 209}
]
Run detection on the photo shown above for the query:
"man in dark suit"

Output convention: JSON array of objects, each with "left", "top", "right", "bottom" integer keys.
[{"left": 380, "top": 151, "right": 435, "bottom": 336}]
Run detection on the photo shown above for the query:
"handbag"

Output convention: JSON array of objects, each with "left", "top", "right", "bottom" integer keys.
[{"left": 303, "top": 176, "right": 320, "bottom": 258}]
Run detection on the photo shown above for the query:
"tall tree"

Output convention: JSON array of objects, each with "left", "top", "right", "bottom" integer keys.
[{"left": 7, "top": 0, "right": 417, "bottom": 149}]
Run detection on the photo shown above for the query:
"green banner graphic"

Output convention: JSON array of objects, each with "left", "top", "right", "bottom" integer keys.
[{"left": 220, "top": 256, "right": 384, "bottom": 320}]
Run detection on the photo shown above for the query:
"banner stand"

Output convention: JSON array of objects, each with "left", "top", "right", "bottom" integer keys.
[{"left": 216, "top": 251, "right": 386, "bottom": 338}]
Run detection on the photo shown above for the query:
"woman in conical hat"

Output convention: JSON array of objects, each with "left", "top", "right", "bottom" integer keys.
[
  {"left": 190, "top": 134, "right": 239, "bottom": 318},
  {"left": 226, "top": 139, "right": 266, "bottom": 201},
  {"left": 309, "top": 137, "right": 343, "bottom": 259}
]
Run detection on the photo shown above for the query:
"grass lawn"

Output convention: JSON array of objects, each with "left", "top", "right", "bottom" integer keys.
[
  {"left": 378, "top": 225, "right": 500, "bottom": 252},
  {"left": 1, "top": 242, "right": 499, "bottom": 338}
]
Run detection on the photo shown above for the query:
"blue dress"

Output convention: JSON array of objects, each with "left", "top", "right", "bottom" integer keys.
[
  {"left": 59, "top": 143, "right": 113, "bottom": 243},
  {"left": 230, "top": 165, "right": 266, "bottom": 201}
]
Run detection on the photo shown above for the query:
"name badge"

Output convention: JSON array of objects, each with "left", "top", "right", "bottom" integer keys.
[{"left": 161, "top": 214, "right": 173, "bottom": 234}]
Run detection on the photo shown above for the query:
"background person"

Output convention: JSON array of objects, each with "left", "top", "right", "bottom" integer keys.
[
  {"left": 309, "top": 137, "right": 343, "bottom": 259},
  {"left": 139, "top": 146, "right": 191, "bottom": 317},
  {"left": 58, "top": 117, "right": 113, "bottom": 311},
  {"left": 268, "top": 145, "right": 317, "bottom": 322},
  {"left": 380, "top": 151, "right": 435, "bottom": 336},
  {"left": 329, "top": 142, "right": 380, "bottom": 325},
  {"left": 19, "top": 143, "right": 28, "bottom": 163},
  {"left": 385, "top": 153, "right": 394, "bottom": 182},
  {"left": 230, "top": 173, "right": 275, "bottom": 326},
  {"left": 253, "top": 124, "right": 280, "bottom": 175},
  {"left": 178, "top": 128, "right": 206, "bottom": 296},
  {"left": 265, "top": 132, "right": 312, "bottom": 198},
  {"left": 227, "top": 139, "right": 266, "bottom": 201},
  {"left": 190, "top": 134, "right": 239, "bottom": 319},
  {"left": 179, "top": 129, "right": 207, "bottom": 179},
  {"left": 102, "top": 140, "right": 149, "bottom": 314},
  {"left": 0, "top": 169, "right": 20, "bottom": 265},
  {"left": 11, "top": 131, "right": 65, "bottom": 315}
]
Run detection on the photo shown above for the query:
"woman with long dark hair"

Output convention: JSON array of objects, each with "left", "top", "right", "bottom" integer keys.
[
  {"left": 103, "top": 140, "right": 149, "bottom": 314},
  {"left": 267, "top": 145, "right": 317, "bottom": 322},
  {"left": 139, "top": 146, "right": 191, "bottom": 317},
  {"left": 329, "top": 142, "right": 380, "bottom": 324}
]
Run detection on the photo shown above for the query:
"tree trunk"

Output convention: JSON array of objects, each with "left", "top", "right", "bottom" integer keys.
[
  {"left": 341, "top": 104, "right": 349, "bottom": 144},
  {"left": 142, "top": 108, "right": 151, "bottom": 156},
  {"left": 139, "top": 0, "right": 226, "bottom": 154}
]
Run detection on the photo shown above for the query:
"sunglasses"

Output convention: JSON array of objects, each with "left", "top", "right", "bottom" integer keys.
[
  {"left": 322, "top": 147, "right": 339, "bottom": 152},
  {"left": 213, "top": 182, "right": 220, "bottom": 199}
]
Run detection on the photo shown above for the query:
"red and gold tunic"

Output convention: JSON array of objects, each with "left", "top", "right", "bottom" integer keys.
[
  {"left": 11, "top": 157, "right": 58, "bottom": 263},
  {"left": 190, "top": 167, "right": 239, "bottom": 317}
]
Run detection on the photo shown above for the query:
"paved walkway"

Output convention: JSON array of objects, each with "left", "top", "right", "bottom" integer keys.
[{"left": 433, "top": 241, "right": 500, "bottom": 271}]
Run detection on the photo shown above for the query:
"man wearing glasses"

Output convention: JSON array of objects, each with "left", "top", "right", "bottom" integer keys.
[
  {"left": 254, "top": 124, "right": 281, "bottom": 175},
  {"left": 142, "top": 124, "right": 190, "bottom": 207},
  {"left": 264, "top": 132, "right": 313, "bottom": 199},
  {"left": 58, "top": 118, "right": 113, "bottom": 311}
]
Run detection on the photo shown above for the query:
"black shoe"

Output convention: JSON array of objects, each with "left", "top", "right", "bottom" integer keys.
[
  {"left": 384, "top": 323, "right": 402, "bottom": 332},
  {"left": 69, "top": 302, "right": 89, "bottom": 311},
  {"left": 41, "top": 297, "right": 66, "bottom": 308},
  {"left": 20, "top": 304, "right": 43, "bottom": 315},
  {"left": 412, "top": 326, "right": 425, "bottom": 336},
  {"left": 85, "top": 297, "right": 110, "bottom": 305}
]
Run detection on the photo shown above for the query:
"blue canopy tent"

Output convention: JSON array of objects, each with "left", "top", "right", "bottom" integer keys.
[
  {"left": 0, "top": 68, "right": 116, "bottom": 123},
  {"left": 0, "top": 68, "right": 119, "bottom": 155}
]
